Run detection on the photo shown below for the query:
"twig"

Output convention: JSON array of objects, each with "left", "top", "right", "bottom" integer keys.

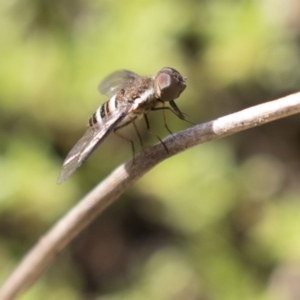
[{"left": 1, "top": 92, "right": 300, "bottom": 300}]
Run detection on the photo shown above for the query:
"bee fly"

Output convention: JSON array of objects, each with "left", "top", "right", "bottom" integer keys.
[{"left": 57, "top": 67, "right": 187, "bottom": 184}]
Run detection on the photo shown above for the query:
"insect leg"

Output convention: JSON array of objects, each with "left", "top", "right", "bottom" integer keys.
[
  {"left": 114, "top": 129, "right": 135, "bottom": 161},
  {"left": 132, "top": 121, "right": 143, "bottom": 149},
  {"left": 152, "top": 104, "right": 194, "bottom": 125},
  {"left": 169, "top": 100, "right": 195, "bottom": 125},
  {"left": 151, "top": 104, "right": 173, "bottom": 135},
  {"left": 169, "top": 100, "right": 186, "bottom": 119},
  {"left": 114, "top": 117, "right": 138, "bottom": 162},
  {"left": 143, "top": 113, "right": 168, "bottom": 153}
]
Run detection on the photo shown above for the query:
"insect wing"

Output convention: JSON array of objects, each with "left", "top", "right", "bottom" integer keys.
[
  {"left": 57, "top": 108, "right": 129, "bottom": 184},
  {"left": 98, "top": 70, "right": 140, "bottom": 97}
]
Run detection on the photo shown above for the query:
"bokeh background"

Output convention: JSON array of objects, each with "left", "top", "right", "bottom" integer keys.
[{"left": 1, "top": 0, "right": 300, "bottom": 299}]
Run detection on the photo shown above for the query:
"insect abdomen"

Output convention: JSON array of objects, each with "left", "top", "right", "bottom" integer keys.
[{"left": 88, "top": 94, "right": 118, "bottom": 127}]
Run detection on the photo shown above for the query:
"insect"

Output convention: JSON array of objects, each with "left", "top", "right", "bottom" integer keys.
[{"left": 57, "top": 67, "right": 187, "bottom": 184}]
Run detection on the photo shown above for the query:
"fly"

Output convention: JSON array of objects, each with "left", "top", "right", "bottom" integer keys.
[{"left": 57, "top": 67, "right": 187, "bottom": 184}]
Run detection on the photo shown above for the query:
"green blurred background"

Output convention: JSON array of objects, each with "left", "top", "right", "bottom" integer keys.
[{"left": 1, "top": 0, "right": 300, "bottom": 299}]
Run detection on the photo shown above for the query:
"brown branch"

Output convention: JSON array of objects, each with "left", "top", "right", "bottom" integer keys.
[{"left": 1, "top": 92, "right": 300, "bottom": 300}]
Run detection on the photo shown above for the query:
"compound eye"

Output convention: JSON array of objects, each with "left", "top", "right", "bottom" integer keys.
[{"left": 155, "top": 69, "right": 186, "bottom": 101}]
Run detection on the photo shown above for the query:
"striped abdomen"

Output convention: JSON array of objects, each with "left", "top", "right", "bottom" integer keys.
[{"left": 88, "top": 94, "right": 120, "bottom": 127}]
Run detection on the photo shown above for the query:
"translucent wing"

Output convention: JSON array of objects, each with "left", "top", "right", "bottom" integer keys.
[
  {"left": 57, "top": 107, "right": 130, "bottom": 184},
  {"left": 98, "top": 70, "right": 140, "bottom": 97}
]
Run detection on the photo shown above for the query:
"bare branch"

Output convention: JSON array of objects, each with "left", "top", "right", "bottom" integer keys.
[{"left": 1, "top": 92, "right": 300, "bottom": 300}]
